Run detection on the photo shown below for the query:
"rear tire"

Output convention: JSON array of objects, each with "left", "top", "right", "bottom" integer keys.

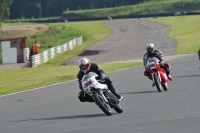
[
  {"left": 93, "top": 93, "right": 112, "bottom": 116},
  {"left": 153, "top": 74, "right": 162, "bottom": 92}
]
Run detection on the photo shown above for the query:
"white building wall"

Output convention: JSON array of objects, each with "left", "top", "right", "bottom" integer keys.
[
  {"left": 23, "top": 48, "right": 29, "bottom": 63},
  {"left": 2, "top": 41, "right": 17, "bottom": 64}
]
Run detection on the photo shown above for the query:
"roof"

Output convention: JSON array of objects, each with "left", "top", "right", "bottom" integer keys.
[{"left": 1, "top": 37, "right": 28, "bottom": 42}]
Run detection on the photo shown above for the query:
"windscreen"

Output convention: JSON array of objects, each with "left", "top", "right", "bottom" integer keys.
[
  {"left": 148, "top": 57, "right": 159, "bottom": 63},
  {"left": 82, "top": 72, "right": 98, "bottom": 82}
]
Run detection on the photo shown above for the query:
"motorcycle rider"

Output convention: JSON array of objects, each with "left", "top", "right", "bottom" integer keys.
[
  {"left": 77, "top": 57, "right": 123, "bottom": 102},
  {"left": 143, "top": 43, "right": 173, "bottom": 85}
]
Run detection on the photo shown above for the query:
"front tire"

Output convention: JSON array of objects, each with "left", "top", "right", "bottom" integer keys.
[
  {"left": 93, "top": 93, "right": 112, "bottom": 116},
  {"left": 153, "top": 74, "right": 162, "bottom": 92},
  {"left": 162, "top": 82, "right": 168, "bottom": 91}
]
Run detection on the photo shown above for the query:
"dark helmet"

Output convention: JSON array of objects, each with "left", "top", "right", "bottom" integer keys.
[
  {"left": 146, "top": 43, "right": 155, "bottom": 54},
  {"left": 78, "top": 57, "right": 91, "bottom": 73}
]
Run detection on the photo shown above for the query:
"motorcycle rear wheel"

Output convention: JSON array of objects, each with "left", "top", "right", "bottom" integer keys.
[
  {"left": 93, "top": 93, "right": 112, "bottom": 116},
  {"left": 153, "top": 74, "right": 162, "bottom": 92}
]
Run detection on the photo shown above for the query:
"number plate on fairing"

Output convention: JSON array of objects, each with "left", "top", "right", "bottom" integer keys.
[{"left": 83, "top": 78, "right": 94, "bottom": 90}]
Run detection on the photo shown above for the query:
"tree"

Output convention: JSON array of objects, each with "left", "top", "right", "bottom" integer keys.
[
  {"left": 8, "top": 0, "right": 150, "bottom": 19},
  {"left": 0, "top": 0, "right": 12, "bottom": 27}
]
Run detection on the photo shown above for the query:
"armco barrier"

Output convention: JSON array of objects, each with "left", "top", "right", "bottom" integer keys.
[{"left": 31, "top": 36, "right": 82, "bottom": 67}]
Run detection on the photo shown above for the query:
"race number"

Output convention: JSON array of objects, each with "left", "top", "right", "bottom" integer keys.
[{"left": 83, "top": 78, "right": 93, "bottom": 90}]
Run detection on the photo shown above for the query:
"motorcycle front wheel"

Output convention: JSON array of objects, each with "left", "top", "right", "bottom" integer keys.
[
  {"left": 161, "top": 82, "right": 168, "bottom": 91},
  {"left": 93, "top": 93, "right": 112, "bottom": 116},
  {"left": 113, "top": 103, "right": 123, "bottom": 113},
  {"left": 153, "top": 74, "right": 162, "bottom": 92},
  {"left": 107, "top": 92, "right": 123, "bottom": 113}
]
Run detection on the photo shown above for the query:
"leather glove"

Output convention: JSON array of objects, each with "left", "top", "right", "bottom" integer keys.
[{"left": 100, "top": 77, "right": 105, "bottom": 83}]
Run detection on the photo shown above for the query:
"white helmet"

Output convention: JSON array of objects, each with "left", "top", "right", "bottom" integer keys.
[
  {"left": 78, "top": 57, "right": 91, "bottom": 73},
  {"left": 146, "top": 43, "right": 155, "bottom": 54}
]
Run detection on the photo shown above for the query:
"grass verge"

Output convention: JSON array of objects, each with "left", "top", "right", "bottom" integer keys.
[
  {"left": 151, "top": 15, "right": 200, "bottom": 54},
  {"left": 1, "top": 15, "right": 200, "bottom": 96},
  {"left": 0, "top": 61, "right": 142, "bottom": 96},
  {"left": 0, "top": 20, "right": 143, "bottom": 96}
]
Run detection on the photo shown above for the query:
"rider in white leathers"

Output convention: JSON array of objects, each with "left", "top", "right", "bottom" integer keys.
[{"left": 77, "top": 57, "right": 123, "bottom": 102}]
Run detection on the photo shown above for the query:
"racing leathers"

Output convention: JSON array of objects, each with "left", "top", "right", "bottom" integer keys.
[
  {"left": 143, "top": 50, "right": 172, "bottom": 80},
  {"left": 77, "top": 63, "right": 123, "bottom": 102}
]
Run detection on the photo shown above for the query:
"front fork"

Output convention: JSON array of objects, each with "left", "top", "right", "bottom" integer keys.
[
  {"left": 99, "top": 91, "right": 109, "bottom": 103},
  {"left": 101, "top": 90, "right": 120, "bottom": 106},
  {"left": 151, "top": 71, "right": 161, "bottom": 84}
]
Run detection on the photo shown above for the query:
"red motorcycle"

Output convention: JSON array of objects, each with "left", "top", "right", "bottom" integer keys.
[{"left": 146, "top": 57, "right": 169, "bottom": 92}]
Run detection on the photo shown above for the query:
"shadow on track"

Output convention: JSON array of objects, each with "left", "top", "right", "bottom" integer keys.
[
  {"left": 174, "top": 74, "right": 200, "bottom": 78},
  {"left": 79, "top": 50, "right": 105, "bottom": 56},
  {"left": 10, "top": 113, "right": 109, "bottom": 122},
  {"left": 121, "top": 91, "right": 157, "bottom": 95}
]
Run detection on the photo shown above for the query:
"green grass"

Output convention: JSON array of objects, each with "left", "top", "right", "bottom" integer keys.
[
  {"left": 0, "top": 61, "right": 142, "bottom": 96},
  {"left": 1, "top": 0, "right": 200, "bottom": 96},
  {"left": 151, "top": 15, "right": 200, "bottom": 54},
  {"left": 1, "top": 15, "right": 200, "bottom": 96},
  {"left": 0, "top": 20, "right": 115, "bottom": 96},
  {"left": 0, "top": 20, "right": 112, "bottom": 64},
  {"left": 1, "top": 20, "right": 137, "bottom": 96},
  {"left": 42, "top": 21, "right": 113, "bottom": 66}
]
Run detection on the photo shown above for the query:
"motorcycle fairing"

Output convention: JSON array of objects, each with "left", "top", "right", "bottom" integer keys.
[
  {"left": 82, "top": 72, "right": 108, "bottom": 96},
  {"left": 147, "top": 57, "right": 168, "bottom": 83}
]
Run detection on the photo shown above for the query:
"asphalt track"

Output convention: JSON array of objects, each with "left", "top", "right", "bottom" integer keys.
[
  {"left": 0, "top": 53, "right": 200, "bottom": 133},
  {"left": 63, "top": 19, "right": 176, "bottom": 65}
]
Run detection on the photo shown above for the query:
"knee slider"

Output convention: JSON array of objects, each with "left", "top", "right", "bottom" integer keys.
[{"left": 78, "top": 96, "right": 85, "bottom": 102}]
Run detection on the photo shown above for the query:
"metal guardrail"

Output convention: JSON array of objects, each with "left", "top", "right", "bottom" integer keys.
[{"left": 31, "top": 36, "right": 82, "bottom": 67}]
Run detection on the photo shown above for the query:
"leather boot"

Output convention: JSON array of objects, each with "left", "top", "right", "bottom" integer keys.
[
  {"left": 111, "top": 89, "right": 123, "bottom": 101},
  {"left": 106, "top": 79, "right": 123, "bottom": 101},
  {"left": 167, "top": 75, "right": 173, "bottom": 81}
]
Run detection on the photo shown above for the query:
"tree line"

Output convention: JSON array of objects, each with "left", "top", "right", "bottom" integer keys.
[
  {"left": 8, "top": 0, "right": 150, "bottom": 19},
  {"left": 0, "top": 0, "right": 12, "bottom": 27}
]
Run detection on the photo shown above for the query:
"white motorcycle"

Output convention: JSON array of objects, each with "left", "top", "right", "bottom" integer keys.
[{"left": 82, "top": 72, "right": 123, "bottom": 116}]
